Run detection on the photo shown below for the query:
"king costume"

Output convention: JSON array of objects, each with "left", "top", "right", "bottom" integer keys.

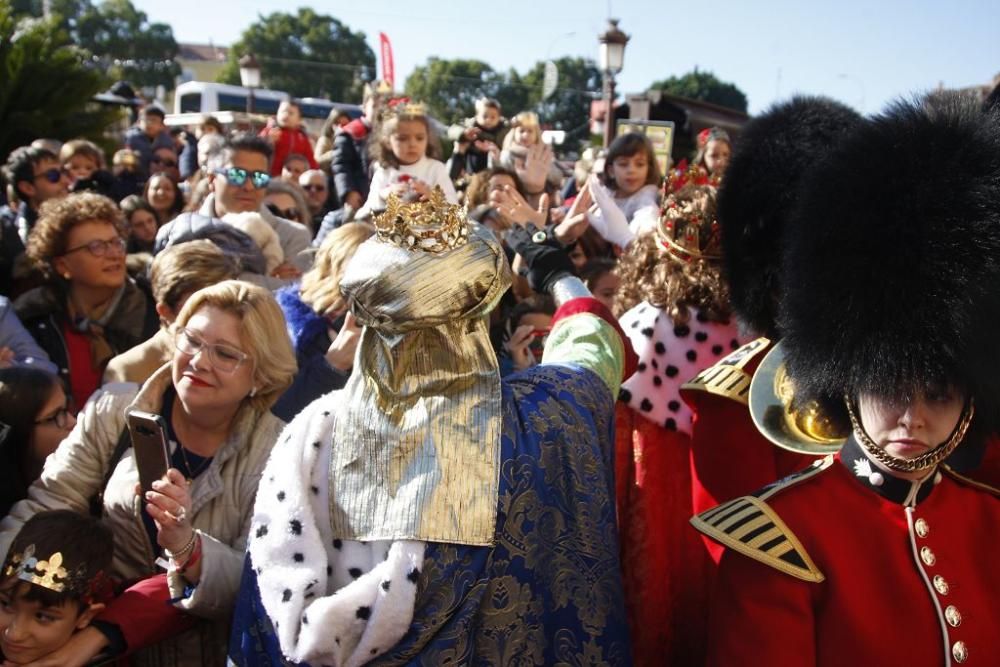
[{"left": 228, "top": 190, "right": 637, "bottom": 666}]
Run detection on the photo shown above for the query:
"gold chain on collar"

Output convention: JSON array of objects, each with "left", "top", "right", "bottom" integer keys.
[{"left": 844, "top": 395, "right": 974, "bottom": 473}]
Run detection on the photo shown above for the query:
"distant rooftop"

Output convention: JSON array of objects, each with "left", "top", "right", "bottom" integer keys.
[{"left": 177, "top": 43, "right": 229, "bottom": 62}]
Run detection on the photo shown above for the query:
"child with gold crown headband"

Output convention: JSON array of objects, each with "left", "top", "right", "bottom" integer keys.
[
  {"left": 0, "top": 511, "right": 113, "bottom": 665},
  {"left": 356, "top": 102, "right": 458, "bottom": 219}
]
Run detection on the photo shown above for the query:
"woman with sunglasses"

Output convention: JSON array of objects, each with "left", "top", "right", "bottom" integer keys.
[
  {"left": 263, "top": 178, "right": 311, "bottom": 235},
  {"left": 0, "top": 367, "right": 75, "bottom": 517},
  {"left": 0, "top": 280, "right": 296, "bottom": 666},
  {"left": 13, "top": 192, "right": 158, "bottom": 410}
]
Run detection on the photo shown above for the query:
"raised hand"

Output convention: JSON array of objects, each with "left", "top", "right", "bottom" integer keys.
[
  {"left": 521, "top": 143, "right": 554, "bottom": 193},
  {"left": 585, "top": 174, "right": 635, "bottom": 248},
  {"left": 505, "top": 324, "right": 538, "bottom": 371},
  {"left": 325, "top": 311, "right": 362, "bottom": 372},
  {"left": 490, "top": 185, "right": 547, "bottom": 228}
]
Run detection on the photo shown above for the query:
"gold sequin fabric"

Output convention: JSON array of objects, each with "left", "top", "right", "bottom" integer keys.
[{"left": 330, "top": 224, "right": 512, "bottom": 545}]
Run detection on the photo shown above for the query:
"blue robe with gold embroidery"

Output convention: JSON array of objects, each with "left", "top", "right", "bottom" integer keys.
[{"left": 229, "top": 363, "right": 630, "bottom": 666}]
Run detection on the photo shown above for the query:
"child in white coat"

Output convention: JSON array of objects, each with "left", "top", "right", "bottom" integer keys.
[{"left": 358, "top": 104, "right": 457, "bottom": 218}]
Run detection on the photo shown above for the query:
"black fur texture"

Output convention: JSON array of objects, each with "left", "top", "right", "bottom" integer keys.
[
  {"left": 780, "top": 94, "right": 1000, "bottom": 431},
  {"left": 717, "top": 96, "right": 862, "bottom": 337}
]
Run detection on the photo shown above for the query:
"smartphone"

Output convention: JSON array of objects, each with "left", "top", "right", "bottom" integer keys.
[{"left": 126, "top": 410, "right": 171, "bottom": 496}]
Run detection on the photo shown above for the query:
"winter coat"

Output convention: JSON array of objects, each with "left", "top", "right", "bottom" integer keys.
[
  {"left": 0, "top": 295, "right": 56, "bottom": 373},
  {"left": 270, "top": 286, "right": 348, "bottom": 422},
  {"left": 260, "top": 124, "right": 317, "bottom": 177},
  {"left": 331, "top": 119, "right": 372, "bottom": 202},
  {"left": 154, "top": 195, "right": 314, "bottom": 289},
  {"left": 13, "top": 280, "right": 157, "bottom": 397},
  {"left": 124, "top": 127, "right": 175, "bottom": 176},
  {"left": 0, "top": 364, "right": 287, "bottom": 666}
]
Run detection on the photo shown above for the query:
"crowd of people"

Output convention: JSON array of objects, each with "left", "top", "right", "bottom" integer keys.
[{"left": 0, "top": 78, "right": 997, "bottom": 667}]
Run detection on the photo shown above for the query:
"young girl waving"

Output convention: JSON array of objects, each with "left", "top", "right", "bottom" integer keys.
[
  {"left": 560, "top": 132, "right": 662, "bottom": 250},
  {"left": 359, "top": 104, "right": 458, "bottom": 218}
]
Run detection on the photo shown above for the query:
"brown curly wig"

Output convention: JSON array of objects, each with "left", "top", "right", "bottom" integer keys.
[
  {"left": 614, "top": 186, "right": 731, "bottom": 323},
  {"left": 25, "top": 192, "right": 126, "bottom": 278}
]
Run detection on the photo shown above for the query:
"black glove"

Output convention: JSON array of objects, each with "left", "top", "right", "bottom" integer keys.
[{"left": 506, "top": 225, "right": 575, "bottom": 294}]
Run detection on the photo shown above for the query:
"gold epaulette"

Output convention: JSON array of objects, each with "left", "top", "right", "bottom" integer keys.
[
  {"left": 681, "top": 337, "right": 771, "bottom": 405},
  {"left": 690, "top": 457, "right": 832, "bottom": 582},
  {"left": 941, "top": 465, "right": 1000, "bottom": 497}
]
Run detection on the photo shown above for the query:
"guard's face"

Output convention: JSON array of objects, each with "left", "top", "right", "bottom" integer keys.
[{"left": 857, "top": 388, "right": 965, "bottom": 463}]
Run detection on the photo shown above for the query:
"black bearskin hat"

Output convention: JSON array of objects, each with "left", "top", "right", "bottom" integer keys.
[
  {"left": 717, "top": 96, "right": 862, "bottom": 337},
  {"left": 781, "top": 94, "right": 1000, "bottom": 432}
]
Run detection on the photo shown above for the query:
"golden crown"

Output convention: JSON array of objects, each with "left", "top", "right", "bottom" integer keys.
[
  {"left": 656, "top": 185, "right": 722, "bottom": 263},
  {"left": 3, "top": 544, "right": 111, "bottom": 601},
  {"left": 4, "top": 545, "right": 70, "bottom": 592},
  {"left": 381, "top": 98, "right": 427, "bottom": 122},
  {"left": 373, "top": 188, "right": 470, "bottom": 253}
]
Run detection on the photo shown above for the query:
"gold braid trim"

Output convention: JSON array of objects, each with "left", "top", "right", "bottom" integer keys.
[{"left": 844, "top": 396, "right": 974, "bottom": 473}]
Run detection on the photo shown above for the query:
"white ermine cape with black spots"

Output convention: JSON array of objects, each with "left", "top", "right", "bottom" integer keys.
[
  {"left": 247, "top": 396, "right": 426, "bottom": 666},
  {"left": 619, "top": 303, "right": 743, "bottom": 435}
]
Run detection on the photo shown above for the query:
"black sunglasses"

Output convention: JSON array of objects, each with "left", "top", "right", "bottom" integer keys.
[
  {"left": 266, "top": 203, "right": 301, "bottom": 221},
  {"left": 34, "top": 168, "right": 67, "bottom": 184},
  {"left": 151, "top": 156, "right": 177, "bottom": 168}
]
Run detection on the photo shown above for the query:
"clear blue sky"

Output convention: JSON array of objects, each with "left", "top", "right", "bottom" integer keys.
[{"left": 133, "top": 0, "right": 998, "bottom": 114}]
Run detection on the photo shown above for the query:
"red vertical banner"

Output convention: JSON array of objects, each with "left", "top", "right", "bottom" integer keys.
[{"left": 379, "top": 32, "right": 395, "bottom": 90}]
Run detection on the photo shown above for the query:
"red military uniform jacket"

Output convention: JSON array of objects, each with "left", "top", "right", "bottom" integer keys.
[
  {"left": 681, "top": 337, "right": 818, "bottom": 562},
  {"left": 693, "top": 438, "right": 1000, "bottom": 666}
]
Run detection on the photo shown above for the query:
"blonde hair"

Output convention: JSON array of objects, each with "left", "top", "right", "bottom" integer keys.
[
  {"left": 150, "top": 240, "right": 241, "bottom": 311},
  {"left": 26, "top": 193, "right": 125, "bottom": 278},
  {"left": 59, "top": 139, "right": 105, "bottom": 168},
  {"left": 174, "top": 280, "right": 296, "bottom": 412},
  {"left": 299, "top": 223, "right": 375, "bottom": 318},
  {"left": 502, "top": 111, "right": 541, "bottom": 150}
]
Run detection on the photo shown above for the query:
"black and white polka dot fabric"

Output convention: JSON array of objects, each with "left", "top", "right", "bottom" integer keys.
[
  {"left": 248, "top": 397, "right": 426, "bottom": 666},
  {"left": 619, "top": 302, "right": 743, "bottom": 435}
]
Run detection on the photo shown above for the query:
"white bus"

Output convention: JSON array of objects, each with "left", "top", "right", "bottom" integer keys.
[{"left": 172, "top": 81, "right": 361, "bottom": 133}]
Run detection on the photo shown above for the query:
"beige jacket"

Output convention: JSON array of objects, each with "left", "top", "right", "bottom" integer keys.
[
  {"left": 0, "top": 364, "right": 286, "bottom": 666},
  {"left": 103, "top": 327, "right": 173, "bottom": 385}
]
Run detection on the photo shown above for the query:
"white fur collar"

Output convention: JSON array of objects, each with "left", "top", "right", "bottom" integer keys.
[{"left": 248, "top": 395, "right": 426, "bottom": 665}]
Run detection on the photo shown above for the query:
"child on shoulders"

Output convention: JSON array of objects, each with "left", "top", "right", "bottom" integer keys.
[{"left": 359, "top": 103, "right": 458, "bottom": 218}]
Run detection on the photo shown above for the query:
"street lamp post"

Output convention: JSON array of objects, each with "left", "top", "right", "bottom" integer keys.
[
  {"left": 239, "top": 53, "right": 261, "bottom": 130},
  {"left": 598, "top": 19, "right": 629, "bottom": 148}
]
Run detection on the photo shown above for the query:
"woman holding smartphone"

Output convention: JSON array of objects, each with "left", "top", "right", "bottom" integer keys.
[{"left": 0, "top": 280, "right": 296, "bottom": 666}]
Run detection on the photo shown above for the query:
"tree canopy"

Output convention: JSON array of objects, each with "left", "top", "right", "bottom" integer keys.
[
  {"left": 218, "top": 9, "right": 376, "bottom": 102},
  {"left": 10, "top": 0, "right": 180, "bottom": 88},
  {"left": 648, "top": 68, "right": 748, "bottom": 112},
  {"left": 403, "top": 58, "right": 530, "bottom": 126},
  {"left": 404, "top": 56, "right": 600, "bottom": 147},
  {"left": 0, "top": 6, "right": 120, "bottom": 159},
  {"left": 521, "top": 57, "right": 601, "bottom": 143}
]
